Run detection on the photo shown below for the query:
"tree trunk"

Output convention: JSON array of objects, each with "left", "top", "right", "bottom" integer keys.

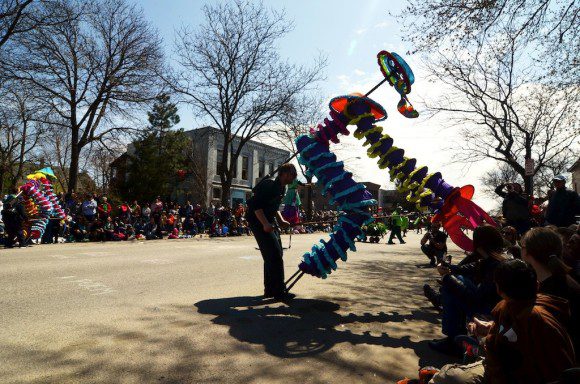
[
  {"left": 0, "top": 169, "right": 5, "bottom": 195},
  {"left": 68, "top": 142, "right": 80, "bottom": 193},
  {"left": 221, "top": 178, "right": 231, "bottom": 207}
]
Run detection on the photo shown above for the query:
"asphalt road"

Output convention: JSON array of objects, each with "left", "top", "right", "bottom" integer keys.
[{"left": 0, "top": 232, "right": 463, "bottom": 383}]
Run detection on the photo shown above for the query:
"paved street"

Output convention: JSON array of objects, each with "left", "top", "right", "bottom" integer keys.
[{"left": 0, "top": 232, "right": 463, "bottom": 383}]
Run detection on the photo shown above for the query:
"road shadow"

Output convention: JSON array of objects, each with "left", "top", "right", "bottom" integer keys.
[{"left": 194, "top": 294, "right": 455, "bottom": 369}]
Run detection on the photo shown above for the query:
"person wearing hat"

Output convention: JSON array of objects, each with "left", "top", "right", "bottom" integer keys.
[
  {"left": 246, "top": 163, "right": 297, "bottom": 300},
  {"left": 546, "top": 175, "right": 579, "bottom": 227},
  {"left": 1, "top": 195, "right": 27, "bottom": 248}
]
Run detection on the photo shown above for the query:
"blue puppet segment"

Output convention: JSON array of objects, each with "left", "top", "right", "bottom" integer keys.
[{"left": 296, "top": 132, "right": 376, "bottom": 278}]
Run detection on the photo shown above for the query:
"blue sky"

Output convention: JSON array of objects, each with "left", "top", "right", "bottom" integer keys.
[{"left": 138, "top": 0, "right": 498, "bottom": 210}]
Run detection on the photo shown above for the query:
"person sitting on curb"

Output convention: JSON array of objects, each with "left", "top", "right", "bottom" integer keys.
[
  {"left": 428, "top": 259, "right": 575, "bottom": 384},
  {"left": 420, "top": 220, "right": 448, "bottom": 266}
]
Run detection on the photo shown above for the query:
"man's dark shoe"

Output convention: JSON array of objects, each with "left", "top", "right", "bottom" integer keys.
[
  {"left": 387, "top": 241, "right": 395, "bottom": 245},
  {"left": 274, "top": 292, "right": 296, "bottom": 302},
  {"left": 400, "top": 241, "right": 406, "bottom": 244},
  {"left": 428, "top": 337, "right": 462, "bottom": 357},
  {"left": 423, "top": 284, "right": 442, "bottom": 310}
]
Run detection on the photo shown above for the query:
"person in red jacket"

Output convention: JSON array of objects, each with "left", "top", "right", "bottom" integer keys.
[{"left": 97, "top": 196, "right": 112, "bottom": 220}]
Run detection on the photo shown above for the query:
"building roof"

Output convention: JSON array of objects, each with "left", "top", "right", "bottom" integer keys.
[
  {"left": 568, "top": 158, "right": 580, "bottom": 172},
  {"left": 184, "top": 126, "right": 290, "bottom": 156}
]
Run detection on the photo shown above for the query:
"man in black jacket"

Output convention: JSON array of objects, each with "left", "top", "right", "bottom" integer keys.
[
  {"left": 546, "top": 175, "right": 579, "bottom": 227},
  {"left": 2, "top": 195, "right": 28, "bottom": 248},
  {"left": 495, "top": 182, "right": 530, "bottom": 234},
  {"left": 246, "top": 163, "right": 296, "bottom": 300}
]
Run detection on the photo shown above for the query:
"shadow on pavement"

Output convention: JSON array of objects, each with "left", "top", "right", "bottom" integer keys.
[{"left": 195, "top": 293, "right": 454, "bottom": 369}]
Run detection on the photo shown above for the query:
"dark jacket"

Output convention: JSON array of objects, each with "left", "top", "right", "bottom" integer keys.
[
  {"left": 484, "top": 294, "right": 575, "bottom": 384},
  {"left": 546, "top": 188, "right": 580, "bottom": 227},
  {"left": 246, "top": 178, "right": 285, "bottom": 226},
  {"left": 2, "top": 203, "right": 27, "bottom": 229},
  {"left": 495, "top": 185, "right": 529, "bottom": 222},
  {"left": 447, "top": 255, "right": 503, "bottom": 311}
]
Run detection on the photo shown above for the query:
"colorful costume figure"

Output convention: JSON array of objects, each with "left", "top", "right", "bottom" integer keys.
[
  {"left": 281, "top": 179, "right": 302, "bottom": 225},
  {"left": 18, "top": 167, "right": 65, "bottom": 239}
]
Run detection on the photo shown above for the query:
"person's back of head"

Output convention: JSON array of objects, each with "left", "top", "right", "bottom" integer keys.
[
  {"left": 473, "top": 224, "right": 505, "bottom": 256},
  {"left": 494, "top": 259, "right": 537, "bottom": 301},
  {"left": 521, "top": 227, "right": 571, "bottom": 277}
]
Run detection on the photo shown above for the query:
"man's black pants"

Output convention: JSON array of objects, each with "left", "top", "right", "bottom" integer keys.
[
  {"left": 388, "top": 226, "right": 404, "bottom": 243},
  {"left": 421, "top": 244, "right": 445, "bottom": 265},
  {"left": 250, "top": 222, "right": 285, "bottom": 296}
]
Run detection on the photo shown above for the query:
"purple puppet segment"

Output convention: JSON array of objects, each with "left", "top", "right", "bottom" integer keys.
[{"left": 295, "top": 133, "right": 376, "bottom": 279}]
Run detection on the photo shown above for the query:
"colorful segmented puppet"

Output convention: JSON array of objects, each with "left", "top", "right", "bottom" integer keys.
[
  {"left": 18, "top": 167, "right": 65, "bottom": 239},
  {"left": 294, "top": 51, "right": 496, "bottom": 279}
]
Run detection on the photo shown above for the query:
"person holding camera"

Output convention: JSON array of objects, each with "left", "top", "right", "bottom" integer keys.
[
  {"left": 495, "top": 182, "right": 530, "bottom": 234},
  {"left": 420, "top": 220, "right": 448, "bottom": 266}
]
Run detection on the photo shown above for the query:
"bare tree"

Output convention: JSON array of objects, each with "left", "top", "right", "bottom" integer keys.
[
  {"left": 397, "top": 0, "right": 579, "bottom": 85},
  {"left": 0, "top": 0, "right": 73, "bottom": 50},
  {"left": 0, "top": 86, "right": 45, "bottom": 193},
  {"left": 88, "top": 142, "right": 123, "bottom": 195},
  {"left": 425, "top": 34, "right": 578, "bottom": 195},
  {"left": 3, "top": 0, "right": 163, "bottom": 192},
  {"left": 170, "top": 0, "right": 325, "bottom": 205}
]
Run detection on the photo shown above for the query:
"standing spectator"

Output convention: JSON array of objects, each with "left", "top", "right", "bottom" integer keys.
[
  {"left": 545, "top": 175, "right": 580, "bottom": 227},
  {"left": 420, "top": 221, "right": 448, "bottom": 266},
  {"left": 495, "top": 182, "right": 530, "bottom": 234},
  {"left": 151, "top": 197, "right": 163, "bottom": 237},
  {"left": 81, "top": 194, "right": 97, "bottom": 222}
]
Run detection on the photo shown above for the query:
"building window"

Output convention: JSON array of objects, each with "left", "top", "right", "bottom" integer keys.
[
  {"left": 241, "top": 156, "right": 249, "bottom": 180},
  {"left": 269, "top": 162, "right": 275, "bottom": 175},
  {"left": 232, "top": 155, "right": 238, "bottom": 179},
  {"left": 216, "top": 149, "right": 223, "bottom": 174},
  {"left": 258, "top": 159, "right": 265, "bottom": 178},
  {"left": 213, "top": 187, "right": 221, "bottom": 199}
]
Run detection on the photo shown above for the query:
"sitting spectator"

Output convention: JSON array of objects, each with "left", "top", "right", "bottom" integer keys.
[
  {"left": 72, "top": 215, "right": 88, "bottom": 242},
  {"left": 113, "top": 219, "right": 126, "bottom": 241},
  {"left": 144, "top": 217, "right": 158, "bottom": 240},
  {"left": 430, "top": 259, "right": 575, "bottom": 384},
  {"left": 103, "top": 216, "right": 115, "bottom": 241},
  {"left": 81, "top": 194, "right": 97, "bottom": 222},
  {"left": 168, "top": 227, "right": 179, "bottom": 239},
  {"left": 501, "top": 226, "right": 521, "bottom": 259},
  {"left": 420, "top": 220, "right": 448, "bottom": 266},
  {"left": 427, "top": 225, "right": 508, "bottom": 355},
  {"left": 563, "top": 228, "right": 580, "bottom": 283},
  {"left": 521, "top": 227, "right": 580, "bottom": 360},
  {"left": 97, "top": 197, "right": 112, "bottom": 220}
]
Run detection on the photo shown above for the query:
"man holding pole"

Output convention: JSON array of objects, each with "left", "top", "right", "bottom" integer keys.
[{"left": 246, "top": 163, "right": 297, "bottom": 300}]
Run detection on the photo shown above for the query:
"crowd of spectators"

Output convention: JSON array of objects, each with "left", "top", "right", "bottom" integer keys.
[
  {"left": 0, "top": 191, "right": 343, "bottom": 246},
  {"left": 405, "top": 175, "right": 579, "bottom": 384}
]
